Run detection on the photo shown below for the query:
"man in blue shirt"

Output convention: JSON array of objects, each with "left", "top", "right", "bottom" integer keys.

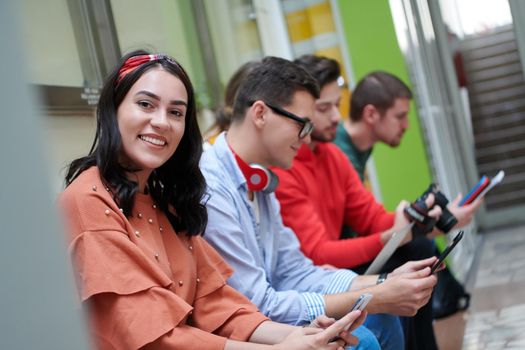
[{"left": 201, "top": 57, "right": 439, "bottom": 349}]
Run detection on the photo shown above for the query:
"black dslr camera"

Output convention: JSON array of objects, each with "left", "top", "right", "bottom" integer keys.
[{"left": 404, "top": 184, "right": 458, "bottom": 236}]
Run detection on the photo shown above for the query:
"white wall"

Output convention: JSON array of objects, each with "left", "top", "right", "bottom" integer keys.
[
  {"left": 15, "top": 0, "right": 83, "bottom": 86},
  {"left": 42, "top": 115, "right": 96, "bottom": 195}
]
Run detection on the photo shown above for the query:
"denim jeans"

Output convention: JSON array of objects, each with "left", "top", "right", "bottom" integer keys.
[
  {"left": 348, "top": 325, "right": 381, "bottom": 349},
  {"left": 362, "top": 313, "right": 404, "bottom": 350}
]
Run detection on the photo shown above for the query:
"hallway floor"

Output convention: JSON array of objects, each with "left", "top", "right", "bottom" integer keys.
[{"left": 434, "top": 224, "right": 525, "bottom": 349}]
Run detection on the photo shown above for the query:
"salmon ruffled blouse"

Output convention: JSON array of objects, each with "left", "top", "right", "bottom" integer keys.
[{"left": 59, "top": 167, "right": 268, "bottom": 349}]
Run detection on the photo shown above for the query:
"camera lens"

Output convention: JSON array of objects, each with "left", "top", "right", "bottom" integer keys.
[
  {"left": 433, "top": 191, "right": 458, "bottom": 233},
  {"left": 436, "top": 211, "right": 457, "bottom": 233}
]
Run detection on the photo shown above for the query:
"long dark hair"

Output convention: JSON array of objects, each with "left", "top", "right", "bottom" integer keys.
[{"left": 65, "top": 50, "right": 207, "bottom": 236}]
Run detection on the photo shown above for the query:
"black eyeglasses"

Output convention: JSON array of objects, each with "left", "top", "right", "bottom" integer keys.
[{"left": 264, "top": 102, "right": 314, "bottom": 139}]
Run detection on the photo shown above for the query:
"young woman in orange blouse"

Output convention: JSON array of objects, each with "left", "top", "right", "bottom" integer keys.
[{"left": 59, "top": 50, "right": 363, "bottom": 350}]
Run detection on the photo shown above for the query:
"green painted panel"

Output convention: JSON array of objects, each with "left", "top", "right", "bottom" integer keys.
[
  {"left": 177, "top": 0, "right": 212, "bottom": 109},
  {"left": 337, "top": 0, "right": 432, "bottom": 210}
]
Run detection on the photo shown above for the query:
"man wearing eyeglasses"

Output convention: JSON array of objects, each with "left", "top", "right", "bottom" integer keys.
[{"left": 201, "top": 56, "right": 439, "bottom": 349}]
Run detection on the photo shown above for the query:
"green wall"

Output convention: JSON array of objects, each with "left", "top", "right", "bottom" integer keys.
[{"left": 337, "top": 0, "right": 432, "bottom": 210}]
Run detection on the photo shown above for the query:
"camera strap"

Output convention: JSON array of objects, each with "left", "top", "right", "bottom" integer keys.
[{"left": 404, "top": 202, "right": 437, "bottom": 237}]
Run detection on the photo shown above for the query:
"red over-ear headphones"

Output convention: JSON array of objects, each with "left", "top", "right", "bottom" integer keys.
[{"left": 231, "top": 148, "right": 279, "bottom": 193}]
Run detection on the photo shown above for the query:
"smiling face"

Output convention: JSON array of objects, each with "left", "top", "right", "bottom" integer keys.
[
  {"left": 372, "top": 97, "right": 410, "bottom": 147},
  {"left": 260, "top": 90, "right": 315, "bottom": 169},
  {"left": 311, "top": 80, "right": 342, "bottom": 142},
  {"left": 117, "top": 67, "right": 188, "bottom": 183}
]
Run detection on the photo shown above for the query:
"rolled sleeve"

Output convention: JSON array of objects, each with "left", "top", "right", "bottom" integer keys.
[
  {"left": 322, "top": 269, "right": 357, "bottom": 295},
  {"left": 300, "top": 292, "right": 326, "bottom": 323}
]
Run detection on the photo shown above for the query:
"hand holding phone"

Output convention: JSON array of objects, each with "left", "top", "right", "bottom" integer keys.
[
  {"left": 459, "top": 176, "right": 489, "bottom": 206},
  {"left": 342, "top": 293, "right": 373, "bottom": 331},
  {"left": 329, "top": 293, "right": 373, "bottom": 343},
  {"left": 430, "top": 231, "right": 464, "bottom": 274},
  {"left": 460, "top": 170, "right": 505, "bottom": 206}
]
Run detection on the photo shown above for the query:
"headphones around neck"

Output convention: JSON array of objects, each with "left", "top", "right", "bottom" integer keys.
[{"left": 231, "top": 148, "right": 279, "bottom": 194}]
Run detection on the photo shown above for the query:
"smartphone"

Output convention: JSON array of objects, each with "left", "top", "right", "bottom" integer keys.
[
  {"left": 430, "top": 230, "right": 464, "bottom": 274},
  {"left": 350, "top": 293, "right": 373, "bottom": 313},
  {"left": 342, "top": 293, "right": 373, "bottom": 331},
  {"left": 459, "top": 176, "right": 489, "bottom": 206},
  {"left": 459, "top": 170, "right": 505, "bottom": 206},
  {"left": 330, "top": 293, "right": 373, "bottom": 342}
]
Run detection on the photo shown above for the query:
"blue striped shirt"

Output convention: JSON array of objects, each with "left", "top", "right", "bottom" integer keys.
[{"left": 201, "top": 133, "right": 357, "bottom": 325}]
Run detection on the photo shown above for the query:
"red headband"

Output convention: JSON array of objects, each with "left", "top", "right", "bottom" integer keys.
[{"left": 117, "top": 54, "right": 174, "bottom": 84}]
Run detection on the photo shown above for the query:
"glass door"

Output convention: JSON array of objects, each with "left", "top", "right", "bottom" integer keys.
[
  {"left": 436, "top": 0, "right": 525, "bottom": 229},
  {"left": 390, "top": 0, "right": 479, "bottom": 281},
  {"left": 391, "top": 0, "right": 525, "bottom": 232}
]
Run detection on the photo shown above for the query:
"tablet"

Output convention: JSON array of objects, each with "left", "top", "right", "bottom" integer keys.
[{"left": 365, "top": 223, "right": 413, "bottom": 275}]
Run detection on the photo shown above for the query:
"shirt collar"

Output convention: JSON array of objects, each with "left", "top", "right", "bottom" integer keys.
[
  {"left": 213, "top": 132, "right": 249, "bottom": 191},
  {"left": 336, "top": 123, "right": 373, "bottom": 157}
]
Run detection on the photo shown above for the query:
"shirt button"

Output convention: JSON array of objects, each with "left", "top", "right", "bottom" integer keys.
[
  {"left": 134, "top": 231, "right": 140, "bottom": 237},
  {"left": 154, "top": 252, "right": 160, "bottom": 260},
  {"left": 159, "top": 227, "right": 164, "bottom": 233},
  {"left": 148, "top": 218, "right": 154, "bottom": 224},
  {"left": 188, "top": 245, "right": 193, "bottom": 251},
  {"left": 178, "top": 280, "right": 183, "bottom": 286},
  {"left": 92, "top": 185, "right": 97, "bottom": 191},
  {"left": 196, "top": 278, "right": 200, "bottom": 283},
  {"left": 104, "top": 209, "right": 110, "bottom": 215},
  {"left": 138, "top": 213, "right": 143, "bottom": 218},
  {"left": 153, "top": 204, "right": 157, "bottom": 209}
]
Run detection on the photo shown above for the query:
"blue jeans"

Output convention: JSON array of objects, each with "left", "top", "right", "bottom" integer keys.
[
  {"left": 348, "top": 325, "right": 381, "bottom": 349},
  {"left": 363, "top": 313, "right": 404, "bottom": 350}
]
